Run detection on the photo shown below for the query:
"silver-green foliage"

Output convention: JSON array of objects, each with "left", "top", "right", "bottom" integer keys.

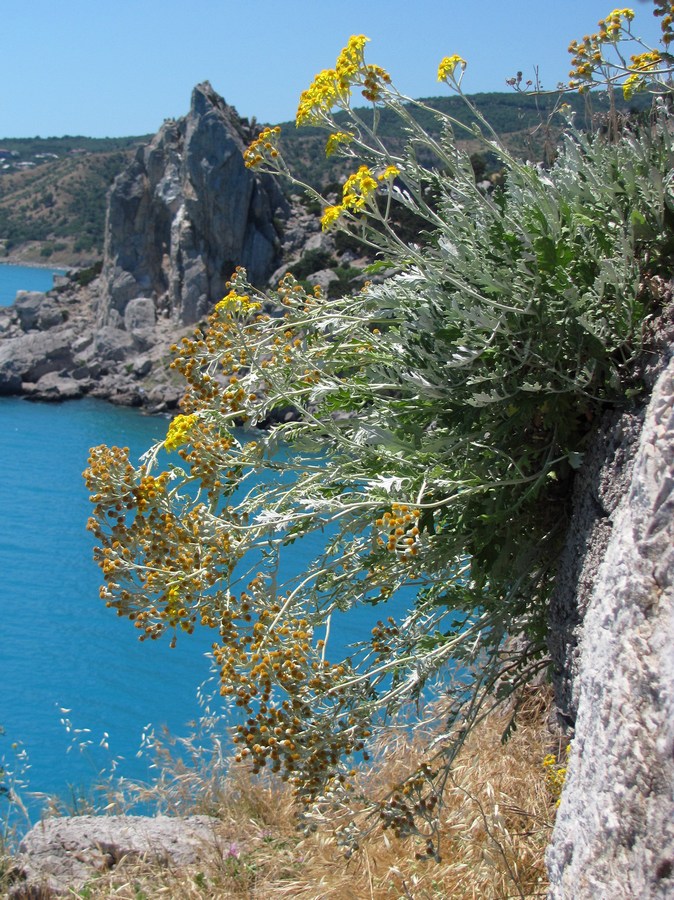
[{"left": 86, "top": 62, "right": 674, "bottom": 840}]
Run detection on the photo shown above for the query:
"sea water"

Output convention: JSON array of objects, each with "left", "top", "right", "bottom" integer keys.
[
  {"left": 0, "top": 265, "right": 417, "bottom": 827},
  {"left": 0, "top": 264, "right": 66, "bottom": 306}
]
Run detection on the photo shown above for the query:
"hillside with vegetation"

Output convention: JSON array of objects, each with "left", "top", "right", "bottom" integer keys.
[
  {"left": 0, "top": 136, "right": 149, "bottom": 265},
  {"left": 0, "top": 91, "right": 650, "bottom": 267},
  {"left": 272, "top": 88, "right": 651, "bottom": 187}
]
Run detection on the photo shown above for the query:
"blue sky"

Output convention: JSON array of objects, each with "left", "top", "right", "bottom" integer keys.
[{"left": 0, "top": 0, "right": 663, "bottom": 138}]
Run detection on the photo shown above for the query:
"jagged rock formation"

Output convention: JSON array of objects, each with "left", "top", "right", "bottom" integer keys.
[
  {"left": 546, "top": 320, "right": 674, "bottom": 898},
  {"left": 0, "top": 81, "right": 375, "bottom": 407},
  {"left": 8, "top": 815, "right": 225, "bottom": 897},
  {"left": 0, "top": 83, "right": 295, "bottom": 408},
  {"left": 101, "top": 81, "right": 287, "bottom": 326}
]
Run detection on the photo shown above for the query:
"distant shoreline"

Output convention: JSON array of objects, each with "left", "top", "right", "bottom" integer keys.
[{"left": 0, "top": 259, "right": 69, "bottom": 272}]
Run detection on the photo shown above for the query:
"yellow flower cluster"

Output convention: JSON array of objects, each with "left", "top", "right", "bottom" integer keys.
[
  {"left": 296, "top": 35, "right": 391, "bottom": 127},
  {"left": 243, "top": 126, "right": 281, "bottom": 169},
  {"left": 568, "top": 8, "right": 635, "bottom": 89},
  {"left": 378, "top": 164, "right": 400, "bottom": 182},
  {"left": 374, "top": 503, "right": 421, "bottom": 558},
  {"left": 622, "top": 50, "right": 662, "bottom": 99},
  {"left": 85, "top": 444, "right": 236, "bottom": 643},
  {"left": 343, "top": 165, "right": 378, "bottom": 207},
  {"left": 437, "top": 54, "right": 466, "bottom": 82},
  {"left": 543, "top": 747, "right": 571, "bottom": 805},
  {"left": 215, "top": 290, "right": 262, "bottom": 315},
  {"left": 320, "top": 164, "right": 379, "bottom": 231},
  {"left": 325, "top": 130, "right": 354, "bottom": 158},
  {"left": 630, "top": 49, "right": 663, "bottom": 70},
  {"left": 215, "top": 590, "right": 372, "bottom": 795},
  {"left": 164, "top": 413, "right": 198, "bottom": 452}
]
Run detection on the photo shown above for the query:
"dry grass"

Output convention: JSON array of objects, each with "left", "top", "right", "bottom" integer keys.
[{"left": 29, "top": 688, "right": 558, "bottom": 900}]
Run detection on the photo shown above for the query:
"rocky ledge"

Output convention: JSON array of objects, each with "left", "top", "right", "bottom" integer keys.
[
  {"left": 7, "top": 815, "right": 226, "bottom": 897},
  {"left": 0, "top": 282, "right": 187, "bottom": 410}
]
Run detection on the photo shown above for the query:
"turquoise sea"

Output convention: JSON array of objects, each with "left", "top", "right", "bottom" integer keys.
[
  {"left": 0, "top": 263, "right": 66, "bottom": 306},
  {"left": 0, "top": 265, "right": 414, "bottom": 830}
]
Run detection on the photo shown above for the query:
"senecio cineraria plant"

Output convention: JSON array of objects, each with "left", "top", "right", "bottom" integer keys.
[{"left": 86, "top": 6, "right": 674, "bottom": 854}]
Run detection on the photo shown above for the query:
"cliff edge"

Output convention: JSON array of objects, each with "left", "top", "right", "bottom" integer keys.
[{"left": 546, "top": 315, "right": 674, "bottom": 898}]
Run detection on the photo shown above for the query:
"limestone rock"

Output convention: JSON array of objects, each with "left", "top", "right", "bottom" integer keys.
[
  {"left": 546, "top": 356, "right": 674, "bottom": 899},
  {"left": 37, "top": 301, "right": 66, "bottom": 331},
  {"left": 9, "top": 815, "right": 223, "bottom": 897},
  {"left": 14, "top": 291, "right": 45, "bottom": 331},
  {"left": 12, "top": 291, "right": 66, "bottom": 332},
  {"left": 0, "top": 330, "right": 76, "bottom": 394},
  {"left": 92, "top": 326, "right": 135, "bottom": 362},
  {"left": 100, "top": 81, "right": 287, "bottom": 326},
  {"left": 23, "top": 372, "right": 84, "bottom": 401},
  {"left": 124, "top": 297, "right": 156, "bottom": 332},
  {"left": 547, "top": 407, "right": 643, "bottom": 728},
  {"left": 307, "top": 268, "right": 340, "bottom": 292}
]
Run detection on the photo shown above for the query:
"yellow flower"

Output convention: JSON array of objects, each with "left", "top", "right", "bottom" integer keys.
[
  {"left": 630, "top": 49, "right": 662, "bottom": 71},
  {"left": 342, "top": 165, "right": 378, "bottom": 211},
  {"left": 164, "top": 414, "right": 198, "bottom": 452},
  {"left": 243, "top": 126, "right": 281, "bottom": 169},
  {"left": 296, "top": 68, "right": 346, "bottom": 127},
  {"left": 320, "top": 205, "right": 343, "bottom": 231},
  {"left": 607, "top": 7, "right": 634, "bottom": 21},
  {"left": 378, "top": 164, "right": 400, "bottom": 182},
  {"left": 604, "top": 8, "right": 635, "bottom": 39},
  {"left": 336, "top": 34, "right": 369, "bottom": 78},
  {"left": 296, "top": 35, "right": 385, "bottom": 127},
  {"left": 325, "top": 131, "right": 354, "bottom": 157},
  {"left": 622, "top": 73, "right": 645, "bottom": 99},
  {"left": 215, "top": 291, "right": 262, "bottom": 315},
  {"left": 437, "top": 54, "right": 466, "bottom": 82}
]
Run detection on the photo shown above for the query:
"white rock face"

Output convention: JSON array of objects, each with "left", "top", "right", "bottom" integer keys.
[
  {"left": 546, "top": 357, "right": 674, "bottom": 898},
  {"left": 10, "top": 815, "right": 223, "bottom": 897}
]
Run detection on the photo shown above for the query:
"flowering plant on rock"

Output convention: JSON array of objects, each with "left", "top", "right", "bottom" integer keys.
[{"left": 85, "top": 6, "right": 674, "bottom": 855}]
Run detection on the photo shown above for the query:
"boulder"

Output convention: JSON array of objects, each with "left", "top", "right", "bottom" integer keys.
[
  {"left": 124, "top": 297, "right": 156, "bottom": 332},
  {"left": 13, "top": 292, "right": 65, "bottom": 332},
  {"left": 92, "top": 326, "right": 135, "bottom": 362},
  {"left": 9, "top": 815, "right": 222, "bottom": 898},
  {"left": 0, "top": 331, "right": 76, "bottom": 394},
  {"left": 23, "top": 372, "right": 84, "bottom": 401},
  {"left": 14, "top": 291, "right": 45, "bottom": 331},
  {"left": 132, "top": 356, "right": 153, "bottom": 378},
  {"left": 37, "top": 301, "right": 66, "bottom": 331},
  {"left": 307, "top": 268, "right": 340, "bottom": 292}
]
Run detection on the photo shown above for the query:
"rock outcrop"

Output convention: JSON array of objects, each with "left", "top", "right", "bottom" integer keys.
[
  {"left": 546, "top": 335, "right": 674, "bottom": 897},
  {"left": 0, "top": 279, "right": 185, "bottom": 409},
  {"left": 0, "top": 80, "right": 378, "bottom": 407},
  {"left": 0, "top": 83, "right": 294, "bottom": 408},
  {"left": 101, "top": 81, "right": 286, "bottom": 327},
  {"left": 8, "top": 815, "right": 224, "bottom": 897}
]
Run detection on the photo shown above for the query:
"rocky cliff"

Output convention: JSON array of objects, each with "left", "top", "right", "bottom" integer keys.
[
  {"left": 101, "top": 81, "right": 286, "bottom": 327},
  {"left": 546, "top": 311, "right": 674, "bottom": 898},
  {"left": 0, "top": 83, "right": 290, "bottom": 408}
]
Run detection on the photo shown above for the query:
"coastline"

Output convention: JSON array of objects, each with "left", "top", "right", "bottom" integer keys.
[{"left": 0, "top": 258, "right": 70, "bottom": 272}]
